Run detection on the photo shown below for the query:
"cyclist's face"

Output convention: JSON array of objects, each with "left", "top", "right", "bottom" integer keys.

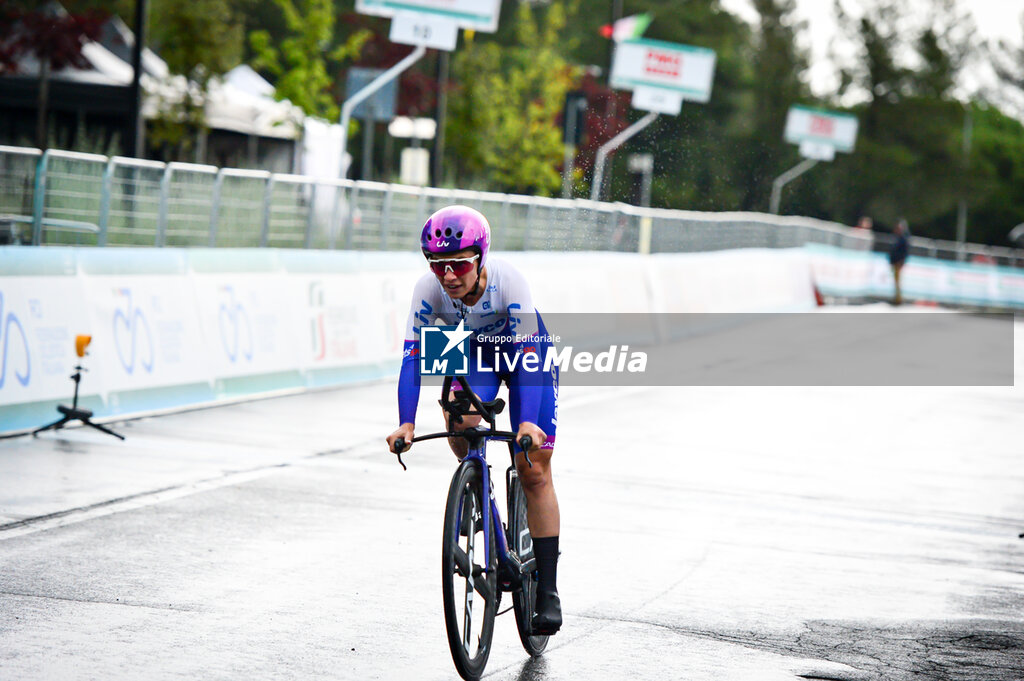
[{"left": 429, "top": 248, "right": 479, "bottom": 299}]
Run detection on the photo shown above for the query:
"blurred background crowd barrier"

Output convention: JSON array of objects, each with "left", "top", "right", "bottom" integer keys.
[{"left": 2, "top": 144, "right": 1022, "bottom": 267}]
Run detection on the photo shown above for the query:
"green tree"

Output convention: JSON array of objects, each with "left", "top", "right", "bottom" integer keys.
[
  {"left": 737, "top": 0, "right": 810, "bottom": 211},
  {"left": 610, "top": 0, "right": 753, "bottom": 210},
  {"left": 804, "top": 0, "right": 980, "bottom": 233},
  {"left": 966, "top": 103, "right": 1024, "bottom": 246},
  {"left": 249, "top": 0, "right": 370, "bottom": 120},
  {"left": 446, "top": 2, "right": 578, "bottom": 195},
  {"left": 145, "top": 0, "right": 245, "bottom": 159},
  {"left": 0, "top": 3, "right": 105, "bottom": 150}
]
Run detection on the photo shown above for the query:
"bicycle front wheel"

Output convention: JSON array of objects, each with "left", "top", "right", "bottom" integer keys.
[
  {"left": 508, "top": 471, "right": 549, "bottom": 656},
  {"left": 442, "top": 461, "right": 498, "bottom": 681}
]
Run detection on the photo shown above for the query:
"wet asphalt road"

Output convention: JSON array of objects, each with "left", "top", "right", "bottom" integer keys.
[{"left": 1, "top": 316, "right": 1022, "bottom": 681}]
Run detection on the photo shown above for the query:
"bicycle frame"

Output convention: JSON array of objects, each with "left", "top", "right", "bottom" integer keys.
[
  {"left": 398, "top": 375, "right": 533, "bottom": 583},
  {"left": 458, "top": 441, "right": 521, "bottom": 577}
]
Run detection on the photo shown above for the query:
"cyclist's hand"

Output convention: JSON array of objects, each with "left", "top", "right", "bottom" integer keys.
[
  {"left": 387, "top": 423, "right": 415, "bottom": 453},
  {"left": 516, "top": 422, "right": 546, "bottom": 451}
]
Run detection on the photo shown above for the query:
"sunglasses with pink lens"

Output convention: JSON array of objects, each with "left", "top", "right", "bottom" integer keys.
[{"left": 428, "top": 255, "right": 479, "bottom": 277}]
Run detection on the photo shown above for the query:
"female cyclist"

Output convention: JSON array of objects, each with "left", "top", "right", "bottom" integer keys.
[{"left": 386, "top": 205, "right": 562, "bottom": 635}]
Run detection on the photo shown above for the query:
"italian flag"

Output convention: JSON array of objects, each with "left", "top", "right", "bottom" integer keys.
[{"left": 600, "top": 13, "right": 653, "bottom": 41}]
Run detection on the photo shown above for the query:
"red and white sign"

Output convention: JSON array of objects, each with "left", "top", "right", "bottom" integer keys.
[
  {"left": 644, "top": 50, "right": 682, "bottom": 78},
  {"left": 611, "top": 38, "right": 716, "bottom": 104},
  {"left": 784, "top": 105, "right": 858, "bottom": 155}
]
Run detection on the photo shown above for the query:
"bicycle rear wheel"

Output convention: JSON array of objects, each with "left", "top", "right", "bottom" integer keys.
[
  {"left": 442, "top": 461, "right": 498, "bottom": 681},
  {"left": 507, "top": 471, "right": 549, "bottom": 656}
]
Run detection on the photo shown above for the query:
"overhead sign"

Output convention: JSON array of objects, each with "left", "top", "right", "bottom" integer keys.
[
  {"left": 631, "top": 87, "right": 683, "bottom": 115},
  {"left": 610, "top": 38, "right": 716, "bottom": 105},
  {"left": 345, "top": 68, "right": 397, "bottom": 122},
  {"left": 784, "top": 105, "right": 858, "bottom": 155},
  {"left": 389, "top": 11, "right": 459, "bottom": 50},
  {"left": 356, "top": 0, "right": 502, "bottom": 32}
]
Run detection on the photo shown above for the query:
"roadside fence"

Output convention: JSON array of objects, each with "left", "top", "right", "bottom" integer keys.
[{"left": 1, "top": 145, "right": 1021, "bottom": 267}]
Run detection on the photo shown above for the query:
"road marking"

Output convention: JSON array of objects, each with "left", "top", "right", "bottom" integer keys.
[
  {"left": 0, "top": 440, "right": 380, "bottom": 541},
  {"left": 0, "top": 384, "right": 648, "bottom": 542}
]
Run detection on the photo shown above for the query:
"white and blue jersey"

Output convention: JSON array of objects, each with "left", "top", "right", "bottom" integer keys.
[{"left": 398, "top": 258, "right": 558, "bottom": 448}]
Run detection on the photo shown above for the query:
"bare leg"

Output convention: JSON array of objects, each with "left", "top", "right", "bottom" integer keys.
[{"left": 515, "top": 448, "right": 559, "bottom": 538}]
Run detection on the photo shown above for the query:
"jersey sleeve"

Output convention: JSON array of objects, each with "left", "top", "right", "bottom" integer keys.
[
  {"left": 398, "top": 274, "right": 441, "bottom": 424},
  {"left": 502, "top": 264, "right": 544, "bottom": 428}
]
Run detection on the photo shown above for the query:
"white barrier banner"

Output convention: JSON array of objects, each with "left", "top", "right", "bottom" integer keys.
[
  {"left": 997, "top": 269, "right": 1024, "bottom": 305},
  {"left": 297, "top": 271, "right": 412, "bottom": 370},
  {"left": 807, "top": 244, "right": 1024, "bottom": 308},
  {"left": 192, "top": 274, "right": 302, "bottom": 379},
  {"left": 0, "top": 276, "right": 92, "bottom": 406},
  {"left": 82, "top": 275, "right": 212, "bottom": 393}
]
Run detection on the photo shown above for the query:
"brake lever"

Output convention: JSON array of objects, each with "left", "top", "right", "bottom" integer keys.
[
  {"left": 393, "top": 437, "right": 408, "bottom": 471},
  {"left": 519, "top": 435, "right": 533, "bottom": 468}
]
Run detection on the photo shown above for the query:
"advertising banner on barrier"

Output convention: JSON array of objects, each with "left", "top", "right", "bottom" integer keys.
[
  {"left": 81, "top": 275, "right": 212, "bottom": 395},
  {"left": 0, "top": 276, "right": 92, "bottom": 407},
  {"left": 807, "top": 244, "right": 1024, "bottom": 308},
  {"left": 296, "top": 270, "right": 411, "bottom": 370},
  {"left": 192, "top": 274, "right": 303, "bottom": 379}
]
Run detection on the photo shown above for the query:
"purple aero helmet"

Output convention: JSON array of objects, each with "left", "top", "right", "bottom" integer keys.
[{"left": 420, "top": 205, "right": 491, "bottom": 269}]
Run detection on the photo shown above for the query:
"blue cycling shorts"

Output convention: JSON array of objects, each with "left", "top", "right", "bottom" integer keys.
[{"left": 456, "top": 362, "right": 558, "bottom": 453}]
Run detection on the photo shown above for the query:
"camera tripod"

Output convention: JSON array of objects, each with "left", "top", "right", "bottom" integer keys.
[{"left": 33, "top": 364, "right": 124, "bottom": 440}]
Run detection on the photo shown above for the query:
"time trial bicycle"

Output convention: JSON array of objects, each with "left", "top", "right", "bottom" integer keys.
[{"left": 391, "top": 375, "right": 549, "bottom": 681}]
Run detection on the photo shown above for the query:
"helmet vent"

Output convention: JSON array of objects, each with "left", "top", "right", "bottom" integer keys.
[
  {"left": 456, "top": 231, "right": 463, "bottom": 238},
  {"left": 444, "top": 227, "right": 453, "bottom": 236},
  {"left": 434, "top": 228, "right": 441, "bottom": 237}
]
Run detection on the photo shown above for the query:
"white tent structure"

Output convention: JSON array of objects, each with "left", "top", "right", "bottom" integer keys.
[{"left": 209, "top": 65, "right": 303, "bottom": 141}]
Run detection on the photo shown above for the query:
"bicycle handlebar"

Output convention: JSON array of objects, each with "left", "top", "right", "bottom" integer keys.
[
  {"left": 390, "top": 431, "right": 535, "bottom": 471},
  {"left": 390, "top": 377, "right": 537, "bottom": 471}
]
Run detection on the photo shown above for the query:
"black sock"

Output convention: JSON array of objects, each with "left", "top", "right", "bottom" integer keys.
[{"left": 533, "top": 536, "right": 559, "bottom": 594}]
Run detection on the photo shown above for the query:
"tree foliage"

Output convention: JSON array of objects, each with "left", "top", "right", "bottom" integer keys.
[
  {"left": 144, "top": 0, "right": 245, "bottom": 159},
  {"left": 249, "top": 0, "right": 370, "bottom": 120},
  {"left": 0, "top": 2, "right": 106, "bottom": 149},
  {"left": 8, "top": 0, "right": 1024, "bottom": 246},
  {"left": 446, "top": 1, "right": 578, "bottom": 195}
]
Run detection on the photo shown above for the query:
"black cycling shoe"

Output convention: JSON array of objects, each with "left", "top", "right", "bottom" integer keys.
[{"left": 531, "top": 589, "right": 562, "bottom": 635}]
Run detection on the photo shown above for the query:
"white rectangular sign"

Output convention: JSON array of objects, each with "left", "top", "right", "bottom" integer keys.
[
  {"left": 610, "top": 38, "right": 716, "bottom": 104},
  {"left": 390, "top": 11, "right": 459, "bottom": 51},
  {"left": 785, "top": 105, "right": 858, "bottom": 153},
  {"left": 356, "top": 0, "right": 501, "bottom": 32},
  {"left": 799, "top": 140, "right": 836, "bottom": 161},
  {"left": 631, "top": 86, "right": 683, "bottom": 115},
  {"left": 0, "top": 277, "right": 92, "bottom": 407}
]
